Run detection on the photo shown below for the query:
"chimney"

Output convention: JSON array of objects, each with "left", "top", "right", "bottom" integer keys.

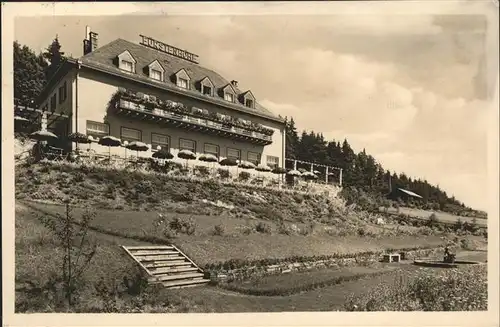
[
  {"left": 90, "top": 31, "right": 99, "bottom": 51},
  {"left": 231, "top": 80, "right": 238, "bottom": 87},
  {"left": 83, "top": 26, "right": 98, "bottom": 55}
]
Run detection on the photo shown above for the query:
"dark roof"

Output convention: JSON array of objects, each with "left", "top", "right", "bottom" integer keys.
[
  {"left": 79, "top": 38, "right": 283, "bottom": 123},
  {"left": 398, "top": 188, "right": 423, "bottom": 199}
]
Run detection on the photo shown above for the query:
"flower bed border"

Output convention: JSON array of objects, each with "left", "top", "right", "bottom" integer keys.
[{"left": 205, "top": 246, "right": 445, "bottom": 283}]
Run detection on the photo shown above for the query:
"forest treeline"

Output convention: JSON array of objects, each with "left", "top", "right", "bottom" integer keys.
[{"left": 284, "top": 118, "right": 486, "bottom": 218}]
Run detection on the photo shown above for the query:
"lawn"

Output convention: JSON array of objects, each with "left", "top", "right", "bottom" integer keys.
[
  {"left": 21, "top": 200, "right": 451, "bottom": 267},
  {"left": 220, "top": 264, "right": 399, "bottom": 296},
  {"left": 15, "top": 201, "right": 488, "bottom": 313},
  {"left": 382, "top": 206, "right": 487, "bottom": 227}
]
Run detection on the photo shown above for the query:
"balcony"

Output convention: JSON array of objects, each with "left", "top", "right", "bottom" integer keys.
[{"left": 114, "top": 98, "right": 273, "bottom": 145}]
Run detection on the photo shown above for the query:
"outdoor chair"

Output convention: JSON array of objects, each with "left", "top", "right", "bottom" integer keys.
[{"left": 42, "top": 146, "right": 65, "bottom": 161}]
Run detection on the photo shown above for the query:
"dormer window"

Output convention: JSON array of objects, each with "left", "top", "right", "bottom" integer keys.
[
  {"left": 147, "top": 60, "right": 164, "bottom": 82},
  {"left": 177, "top": 78, "right": 188, "bottom": 89},
  {"left": 221, "top": 84, "right": 236, "bottom": 103},
  {"left": 241, "top": 90, "right": 256, "bottom": 109},
  {"left": 151, "top": 69, "right": 162, "bottom": 81},
  {"left": 117, "top": 50, "right": 136, "bottom": 73},
  {"left": 202, "top": 85, "right": 212, "bottom": 95},
  {"left": 121, "top": 60, "right": 134, "bottom": 72},
  {"left": 200, "top": 77, "right": 214, "bottom": 96},
  {"left": 174, "top": 69, "right": 191, "bottom": 90}
]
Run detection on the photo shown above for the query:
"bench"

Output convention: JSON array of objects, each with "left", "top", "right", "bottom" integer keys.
[{"left": 382, "top": 253, "right": 401, "bottom": 263}]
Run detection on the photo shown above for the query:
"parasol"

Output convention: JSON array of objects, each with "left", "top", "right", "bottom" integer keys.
[
  {"left": 98, "top": 135, "right": 122, "bottom": 159},
  {"left": 30, "top": 130, "right": 58, "bottom": 142},
  {"left": 178, "top": 149, "right": 196, "bottom": 168}
]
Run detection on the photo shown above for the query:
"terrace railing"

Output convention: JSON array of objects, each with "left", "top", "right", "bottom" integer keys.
[{"left": 117, "top": 99, "right": 273, "bottom": 145}]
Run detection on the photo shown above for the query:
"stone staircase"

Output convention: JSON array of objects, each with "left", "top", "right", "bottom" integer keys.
[{"left": 122, "top": 245, "right": 210, "bottom": 289}]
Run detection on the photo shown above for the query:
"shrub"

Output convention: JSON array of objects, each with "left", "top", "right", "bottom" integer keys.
[
  {"left": 168, "top": 216, "right": 196, "bottom": 235},
  {"left": 277, "top": 222, "right": 293, "bottom": 235},
  {"left": 419, "top": 226, "right": 433, "bottom": 236},
  {"left": 240, "top": 225, "right": 253, "bottom": 235},
  {"left": 293, "top": 193, "right": 304, "bottom": 203},
  {"left": 134, "top": 180, "right": 154, "bottom": 196},
  {"left": 454, "top": 217, "right": 464, "bottom": 231},
  {"left": 357, "top": 227, "right": 367, "bottom": 237},
  {"left": 344, "top": 265, "right": 487, "bottom": 311},
  {"left": 217, "top": 168, "right": 230, "bottom": 179},
  {"left": 73, "top": 172, "right": 85, "bottom": 183},
  {"left": 247, "top": 204, "right": 285, "bottom": 221},
  {"left": 427, "top": 213, "right": 439, "bottom": 227},
  {"left": 212, "top": 224, "right": 225, "bottom": 236},
  {"left": 299, "top": 222, "right": 316, "bottom": 236},
  {"left": 255, "top": 222, "right": 272, "bottom": 234},
  {"left": 195, "top": 166, "right": 210, "bottom": 177},
  {"left": 238, "top": 171, "right": 251, "bottom": 181}
]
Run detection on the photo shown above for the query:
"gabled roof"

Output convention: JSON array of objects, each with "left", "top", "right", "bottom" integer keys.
[
  {"left": 173, "top": 68, "right": 190, "bottom": 79},
  {"left": 79, "top": 38, "right": 283, "bottom": 123},
  {"left": 117, "top": 50, "right": 136, "bottom": 62},
  {"left": 239, "top": 90, "right": 255, "bottom": 102},
  {"left": 241, "top": 90, "right": 254, "bottom": 98},
  {"left": 221, "top": 83, "right": 236, "bottom": 94},
  {"left": 148, "top": 59, "right": 164, "bottom": 72},
  {"left": 200, "top": 76, "right": 214, "bottom": 86}
]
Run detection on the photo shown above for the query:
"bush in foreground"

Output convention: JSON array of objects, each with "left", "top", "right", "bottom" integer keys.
[{"left": 344, "top": 265, "right": 487, "bottom": 311}]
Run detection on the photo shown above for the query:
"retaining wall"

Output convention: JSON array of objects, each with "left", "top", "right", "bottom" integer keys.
[{"left": 207, "top": 247, "right": 444, "bottom": 282}]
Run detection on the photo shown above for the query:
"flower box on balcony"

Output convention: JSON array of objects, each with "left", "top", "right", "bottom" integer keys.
[{"left": 114, "top": 90, "right": 275, "bottom": 143}]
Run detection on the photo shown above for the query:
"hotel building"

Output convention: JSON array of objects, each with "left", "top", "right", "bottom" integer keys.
[{"left": 35, "top": 29, "right": 286, "bottom": 169}]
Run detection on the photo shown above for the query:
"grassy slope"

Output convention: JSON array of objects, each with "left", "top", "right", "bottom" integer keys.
[
  {"left": 382, "top": 207, "right": 487, "bottom": 226},
  {"left": 15, "top": 190, "right": 488, "bottom": 313},
  {"left": 15, "top": 161, "right": 338, "bottom": 223},
  {"left": 12, "top": 201, "right": 418, "bottom": 313},
  {"left": 23, "top": 201, "right": 449, "bottom": 267}
]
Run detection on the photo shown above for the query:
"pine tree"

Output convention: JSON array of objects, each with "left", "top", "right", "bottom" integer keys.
[
  {"left": 285, "top": 117, "right": 299, "bottom": 160},
  {"left": 43, "top": 35, "right": 65, "bottom": 81}
]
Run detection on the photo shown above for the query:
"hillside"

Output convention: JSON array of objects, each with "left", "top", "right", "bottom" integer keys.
[
  {"left": 284, "top": 118, "right": 487, "bottom": 219},
  {"left": 16, "top": 160, "right": 477, "bottom": 264},
  {"left": 14, "top": 160, "right": 488, "bottom": 313}
]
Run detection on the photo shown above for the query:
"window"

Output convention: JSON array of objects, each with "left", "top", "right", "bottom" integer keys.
[
  {"left": 245, "top": 99, "right": 254, "bottom": 108},
  {"left": 50, "top": 94, "right": 57, "bottom": 112},
  {"left": 151, "top": 133, "right": 170, "bottom": 151},
  {"left": 179, "top": 138, "right": 196, "bottom": 152},
  {"left": 121, "top": 127, "right": 142, "bottom": 142},
  {"left": 58, "top": 82, "right": 67, "bottom": 104},
  {"left": 120, "top": 60, "right": 134, "bottom": 72},
  {"left": 247, "top": 152, "right": 261, "bottom": 166},
  {"left": 224, "top": 93, "right": 234, "bottom": 102},
  {"left": 86, "top": 121, "right": 109, "bottom": 138},
  {"left": 227, "top": 148, "right": 241, "bottom": 161},
  {"left": 148, "top": 60, "right": 164, "bottom": 82},
  {"left": 150, "top": 69, "right": 162, "bottom": 81},
  {"left": 202, "top": 85, "right": 212, "bottom": 96},
  {"left": 117, "top": 51, "right": 136, "bottom": 72},
  {"left": 204, "top": 143, "right": 219, "bottom": 158},
  {"left": 266, "top": 155, "right": 279, "bottom": 169},
  {"left": 177, "top": 78, "right": 188, "bottom": 89}
]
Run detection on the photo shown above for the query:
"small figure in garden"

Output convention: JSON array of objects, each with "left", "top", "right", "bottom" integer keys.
[{"left": 443, "top": 246, "right": 456, "bottom": 263}]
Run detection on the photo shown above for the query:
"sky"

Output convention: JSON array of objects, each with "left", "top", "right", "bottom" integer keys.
[{"left": 12, "top": 2, "right": 499, "bottom": 210}]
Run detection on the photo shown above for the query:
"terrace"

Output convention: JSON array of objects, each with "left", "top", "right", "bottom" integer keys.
[{"left": 111, "top": 89, "right": 275, "bottom": 145}]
